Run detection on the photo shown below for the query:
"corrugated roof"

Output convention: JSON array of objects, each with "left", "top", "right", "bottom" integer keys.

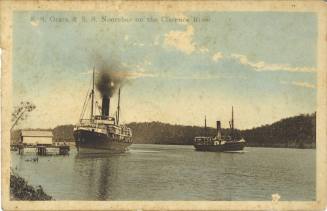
[{"left": 21, "top": 130, "right": 53, "bottom": 137}]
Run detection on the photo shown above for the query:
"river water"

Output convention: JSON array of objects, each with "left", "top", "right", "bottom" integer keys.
[{"left": 11, "top": 144, "right": 315, "bottom": 201}]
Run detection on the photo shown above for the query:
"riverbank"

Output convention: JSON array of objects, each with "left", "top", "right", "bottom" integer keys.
[
  {"left": 10, "top": 173, "right": 52, "bottom": 200},
  {"left": 130, "top": 143, "right": 316, "bottom": 149},
  {"left": 246, "top": 143, "right": 315, "bottom": 149}
]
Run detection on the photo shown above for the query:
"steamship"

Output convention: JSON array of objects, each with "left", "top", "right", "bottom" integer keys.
[
  {"left": 193, "top": 107, "right": 246, "bottom": 152},
  {"left": 73, "top": 69, "right": 132, "bottom": 154}
]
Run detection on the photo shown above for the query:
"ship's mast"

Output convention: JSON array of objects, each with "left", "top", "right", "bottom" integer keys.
[
  {"left": 231, "top": 106, "right": 234, "bottom": 137},
  {"left": 117, "top": 88, "right": 121, "bottom": 125},
  {"left": 90, "top": 67, "right": 95, "bottom": 121},
  {"left": 232, "top": 106, "right": 234, "bottom": 130},
  {"left": 204, "top": 115, "right": 207, "bottom": 136}
]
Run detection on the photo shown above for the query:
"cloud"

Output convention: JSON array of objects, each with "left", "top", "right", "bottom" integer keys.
[
  {"left": 81, "top": 59, "right": 155, "bottom": 79},
  {"left": 157, "top": 73, "right": 247, "bottom": 80},
  {"left": 133, "top": 42, "right": 145, "bottom": 47},
  {"left": 113, "top": 70, "right": 155, "bottom": 79},
  {"left": 231, "top": 54, "right": 316, "bottom": 73},
  {"left": 122, "top": 59, "right": 152, "bottom": 71},
  {"left": 30, "top": 20, "right": 39, "bottom": 27},
  {"left": 164, "top": 25, "right": 196, "bottom": 54},
  {"left": 291, "top": 81, "right": 316, "bottom": 89},
  {"left": 212, "top": 52, "right": 223, "bottom": 62},
  {"left": 199, "top": 47, "right": 209, "bottom": 54},
  {"left": 153, "top": 35, "right": 160, "bottom": 46},
  {"left": 81, "top": 69, "right": 155, "bottom": 79},
  {"left": 163, "top": 24, "right": 211, "bottom": 55},
  {"left": 115, "top": 59, "right": 155, "bottom": 79},
  {"left": 281, "top": 80, "right": 316, "bottom": 89}
]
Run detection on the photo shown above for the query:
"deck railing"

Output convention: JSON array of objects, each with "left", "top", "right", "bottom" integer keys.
[{"left": 77, "top": 119, "right": 132, "bottom": 137}]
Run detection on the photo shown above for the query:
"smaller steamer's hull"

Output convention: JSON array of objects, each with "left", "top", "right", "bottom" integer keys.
[
  {"left": 194, "top": 141, "right": 245, "bottom": 152},
  {"left": 74, "top": 129, "right": 132, "bottom": 154}
]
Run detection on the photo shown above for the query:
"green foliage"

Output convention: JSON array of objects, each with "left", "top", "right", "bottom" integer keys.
[
  {"left": 12, "top": 101, "right": 36, "bottom": 123},
  {"left": 126, "top": 113, "right": 315, "bottom": 147},
  {"left": 10, "top": 129, "right": 21, "bottom": 144},
  {"left": 52, "top": 124, "right": 75, "bottom": 142},
  {"left": 241, "top": 113, "right": 316, "bottom": 148},
  {"left": 10, "top": 173, "right": 52, "bottom": 200},
  {"left": 126, "top": 121, "right": 228, "bottom": 145}
]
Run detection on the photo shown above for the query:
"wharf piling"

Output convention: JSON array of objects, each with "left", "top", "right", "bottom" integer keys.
[{"left": 16, "top": 144, "right": 70, "bottom": 156}]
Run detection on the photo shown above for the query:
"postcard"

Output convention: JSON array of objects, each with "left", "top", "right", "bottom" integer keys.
[{"left": 1, "top": 0, "right": 326, "bottom": 210}]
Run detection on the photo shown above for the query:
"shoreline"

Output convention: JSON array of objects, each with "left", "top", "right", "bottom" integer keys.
[
  {"left": 130, "top": 143, "right": 316, "bottom": 149},
  {"left": 11, "top": 142, "right": 316, "bottom": 151},
  {"left": 10, "top": 172, "right": 53, "bottom": 201}
]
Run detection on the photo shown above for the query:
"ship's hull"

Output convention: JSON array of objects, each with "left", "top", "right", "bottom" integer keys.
[
  {"left": 73, "top": 129, "right": 132, "bottom": 154},
  {"left": 194, "top": 141, "right": 245, "bottom": 152}
]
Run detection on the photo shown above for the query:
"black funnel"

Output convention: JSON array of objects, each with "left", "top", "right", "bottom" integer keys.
[
  {"left": 101, "top": 96, "right": 110, "bottom": 117},
  {"left": 216, "top": 121, "right": 222, "bottom": 138}
]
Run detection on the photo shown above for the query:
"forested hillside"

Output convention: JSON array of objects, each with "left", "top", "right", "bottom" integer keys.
[
  {"left": 11, "top": 113, "right": 316, "bottom": 148},
  {"left": 126, "top": 113, "right": 315, "bottom": 148},
  {"left": 127, "top": 122, "right": 229, "bottom": 145},
  {"left": 241, "top": 113, "right": 316, "bottom": 148},
  {"left": 52, "top": 124, "right": 75, "bottom": 141}
]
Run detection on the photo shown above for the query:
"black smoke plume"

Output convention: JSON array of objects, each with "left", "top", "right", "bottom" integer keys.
[{"left": 96, "top": 63, "right": 125, "bottom": 98}]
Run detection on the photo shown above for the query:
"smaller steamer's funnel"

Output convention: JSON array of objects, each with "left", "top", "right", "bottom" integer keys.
[{"left": 216, "top": 121, "right": 222, "bottom": 139}]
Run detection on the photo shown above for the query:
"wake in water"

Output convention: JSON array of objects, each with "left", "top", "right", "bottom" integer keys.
[
  {"left": 223, "top": 150, "right": 248, "bottom": 153},
  {"left": 129, "top": 149, "right": 160, "bottom": 154}
]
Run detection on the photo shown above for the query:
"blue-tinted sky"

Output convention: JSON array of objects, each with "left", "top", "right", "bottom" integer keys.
[{"left": 13, "top": 11, "right": 317, "bottom": 129}]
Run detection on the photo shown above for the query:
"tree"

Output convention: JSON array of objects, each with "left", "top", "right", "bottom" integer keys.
[{"left": 11, "top": 101, "right": 36, "bottom": 131}]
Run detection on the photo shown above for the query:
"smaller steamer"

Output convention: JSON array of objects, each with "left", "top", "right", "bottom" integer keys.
[{"left": 193, "top": 107, "right": 246, "bottom": 152}]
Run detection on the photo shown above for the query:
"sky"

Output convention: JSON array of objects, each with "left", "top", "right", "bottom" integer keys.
[{"left": 13, "top": 11, "right": 317, "bottom": 129}]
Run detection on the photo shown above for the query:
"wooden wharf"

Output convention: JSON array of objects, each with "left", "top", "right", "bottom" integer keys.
[{"left": 16, "top": 144, "right": 70, "bottom": 156}]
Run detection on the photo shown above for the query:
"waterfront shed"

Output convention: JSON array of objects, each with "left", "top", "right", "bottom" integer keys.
[{"left": 20, "top": 130, "right": 53, "bottom": 146}]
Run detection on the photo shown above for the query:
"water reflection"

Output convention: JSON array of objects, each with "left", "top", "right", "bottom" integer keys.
[
  {"left": 98, "top": 156, "right": 113, "bottom": 200},
  {"left": 74, "top": 153, "right": 128, "bottom": 200}
]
